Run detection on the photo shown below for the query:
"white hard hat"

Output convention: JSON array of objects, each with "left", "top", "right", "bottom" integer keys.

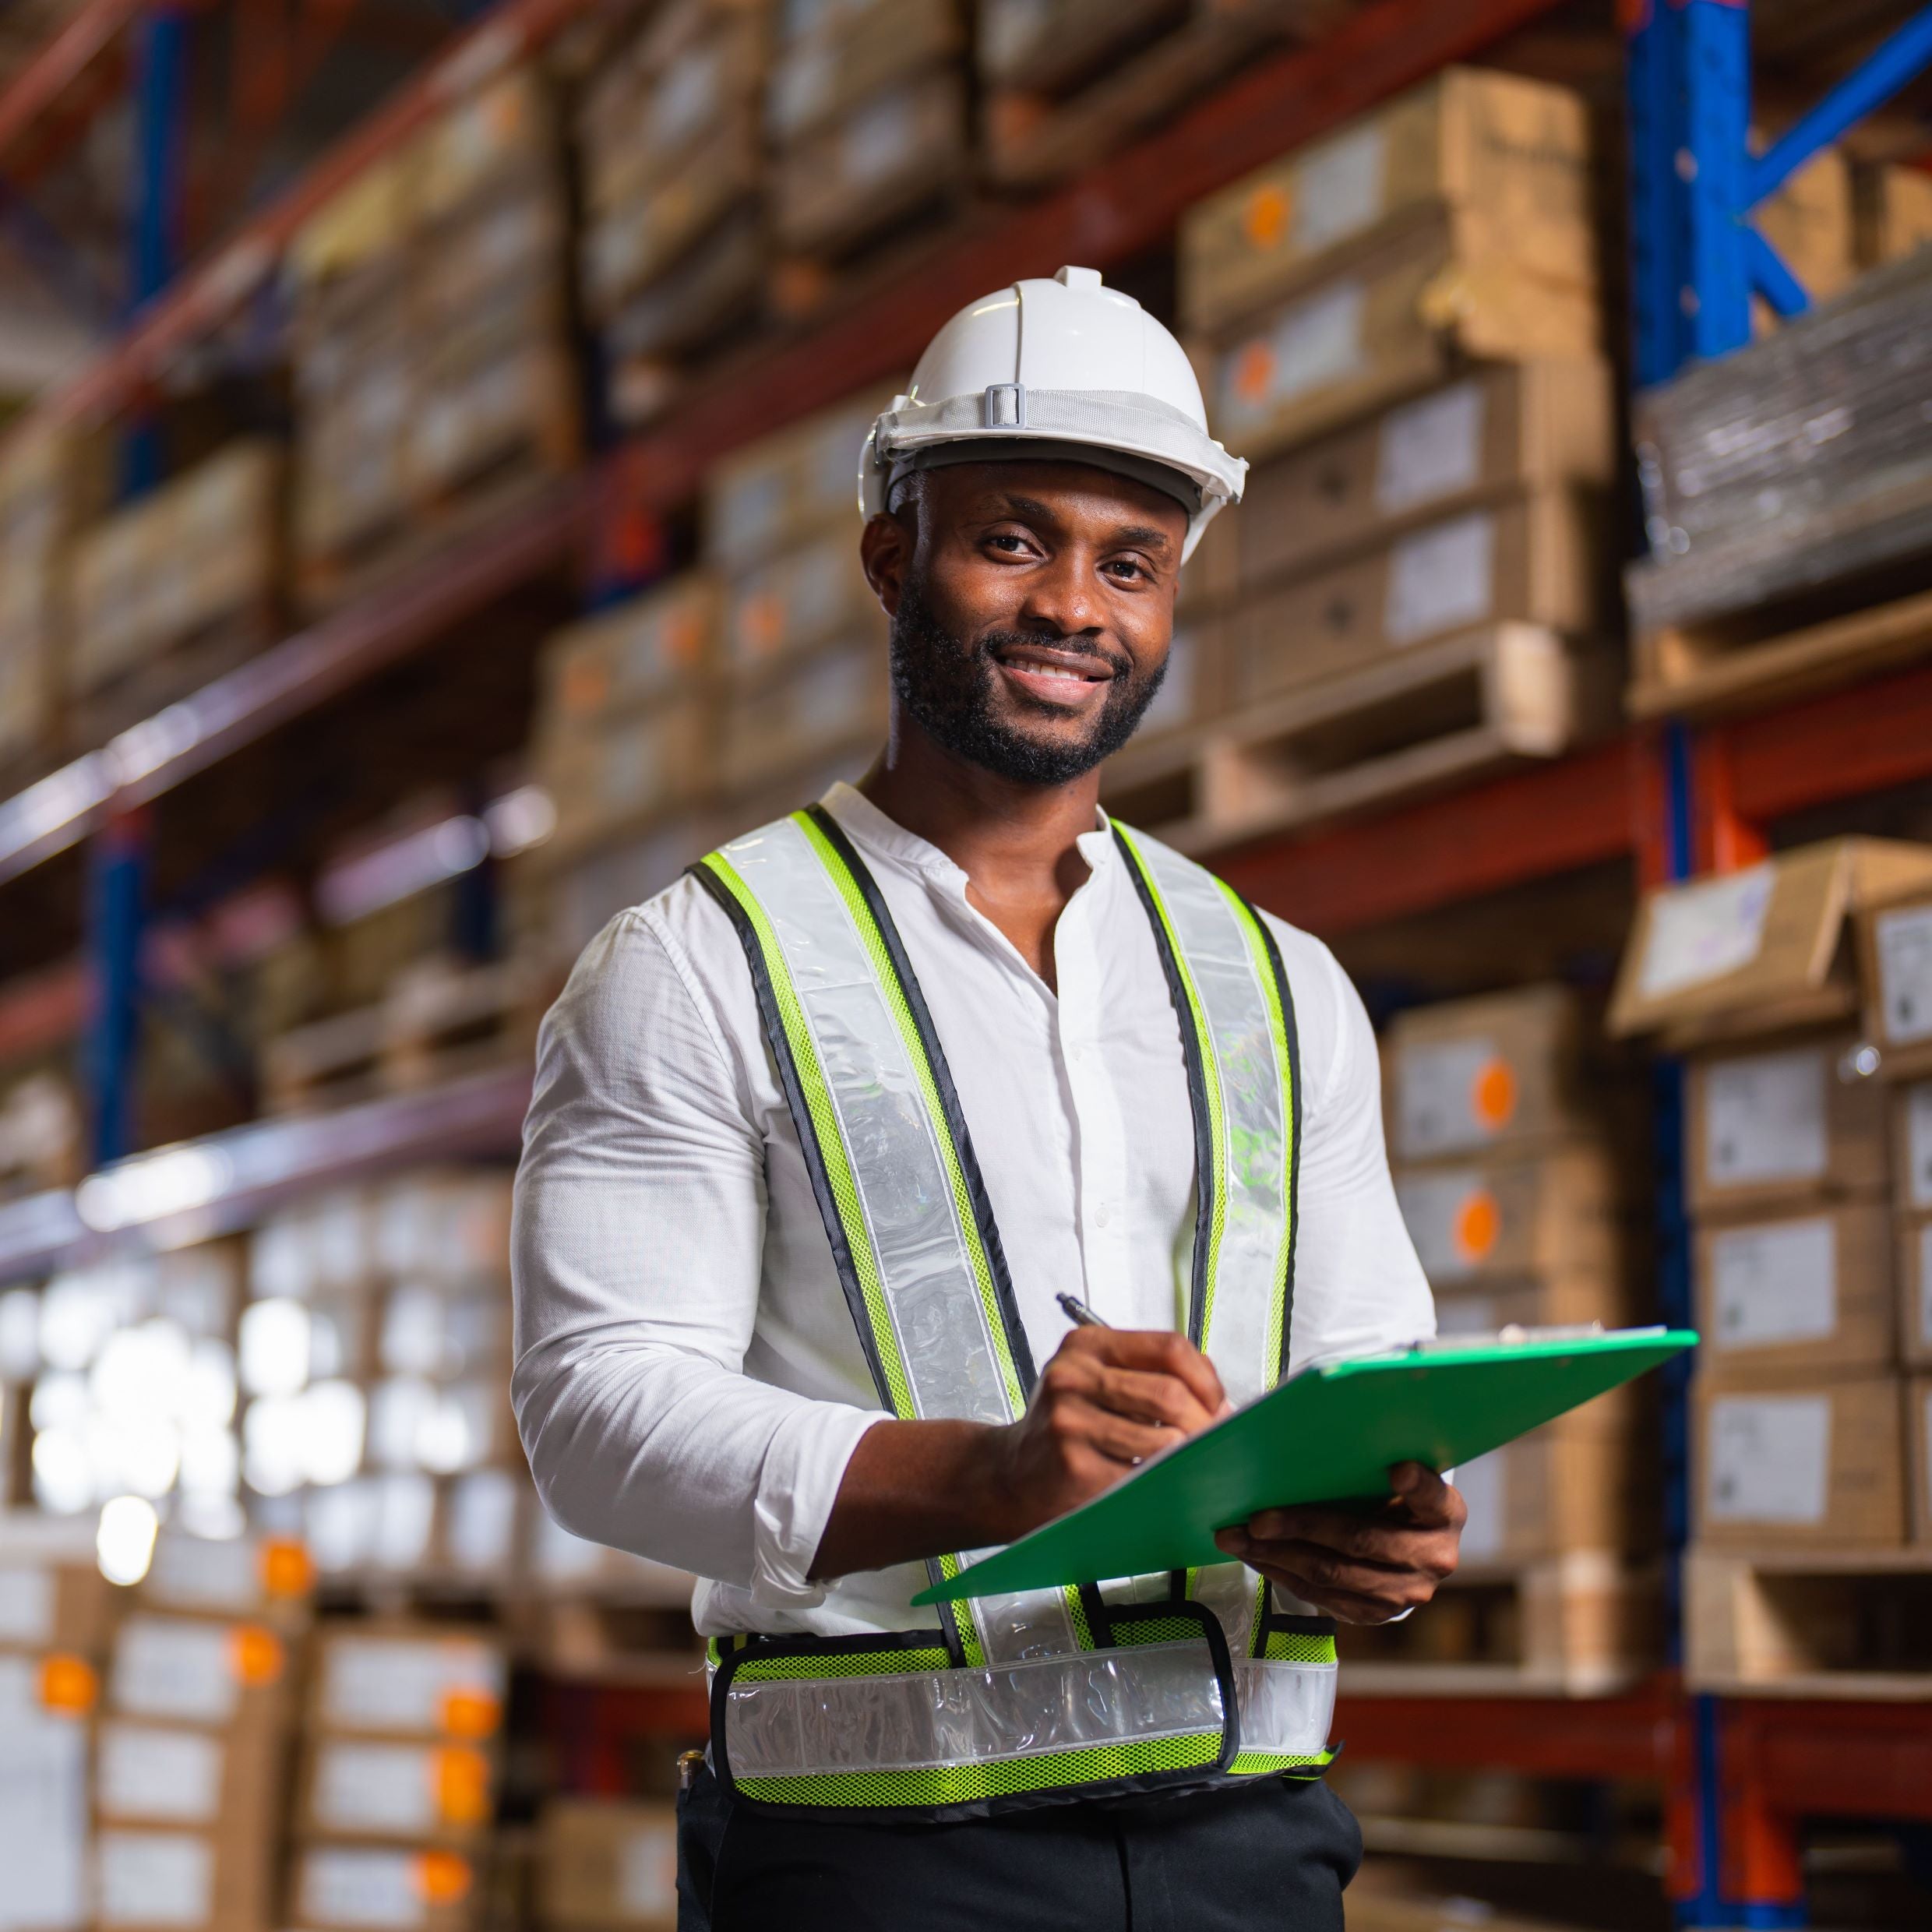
[{"left": 860, "top": 265, "right": 1246, "bottom": 562}]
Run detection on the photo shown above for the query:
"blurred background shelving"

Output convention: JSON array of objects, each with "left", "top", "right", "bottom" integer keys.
[{"left": 4, "top": 0, "right": 1932, "bottom": 1928}]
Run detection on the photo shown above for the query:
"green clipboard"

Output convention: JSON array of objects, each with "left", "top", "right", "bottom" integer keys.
[{"left": 913, "top": 1326, "right": 1697, "bottom": 1606}]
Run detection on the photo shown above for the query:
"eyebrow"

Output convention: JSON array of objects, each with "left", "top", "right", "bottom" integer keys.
[{"left": 990, "top": 495, "right": 1177, "bottom": 554}]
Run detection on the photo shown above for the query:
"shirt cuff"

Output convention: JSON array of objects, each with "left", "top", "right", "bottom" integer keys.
[{"left": 748, "top": 1402, "right": 885, "bottom": 1613}]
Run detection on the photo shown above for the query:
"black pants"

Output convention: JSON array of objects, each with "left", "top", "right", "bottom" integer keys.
[{"left": 676, "top": 1767, "right": 1363, "bottom": 1931}]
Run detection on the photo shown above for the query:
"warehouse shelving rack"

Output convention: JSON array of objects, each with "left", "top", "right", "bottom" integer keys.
[{"left": 5, "top": 0, "right": 1932, "bottom": 1919}]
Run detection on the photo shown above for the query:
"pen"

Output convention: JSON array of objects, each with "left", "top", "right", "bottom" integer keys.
[{"left": 1056, "top": 1292, "right": 1111, "bottom": 1330}]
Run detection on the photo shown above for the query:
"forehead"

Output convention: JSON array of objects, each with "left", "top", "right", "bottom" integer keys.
[{"left": 923, "top": 459, "right": 1187, "bottom": 543}]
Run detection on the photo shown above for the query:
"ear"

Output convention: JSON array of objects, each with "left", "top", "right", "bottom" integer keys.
[{"left": 859, "top": 511, "right": 911, "bottom": 618}]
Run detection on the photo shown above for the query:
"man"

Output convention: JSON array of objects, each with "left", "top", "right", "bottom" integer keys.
[{"left": 513, "top": 266, "right": 1463, "bottom": 1931}]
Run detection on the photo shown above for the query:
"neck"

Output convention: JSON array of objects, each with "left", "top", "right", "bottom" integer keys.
[{"left": 856, "top": 712, "right": 1102, "bottom": 985}]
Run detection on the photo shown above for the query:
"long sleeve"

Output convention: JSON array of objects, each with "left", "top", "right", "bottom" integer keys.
[{"left": 509, "top": 908, "right": 880, "bottom": 1612}]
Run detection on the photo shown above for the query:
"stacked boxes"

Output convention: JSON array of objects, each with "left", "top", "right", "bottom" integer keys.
[
  {"left": 94, "top": 1531, "right": 312, "bottom": 1932},
  {"left": 66, "top": 441, "right": 283, "bottom": 728},
  {"left": 289, "top": 65, "right": 576, "bottom": 605},
  {"left": 577, "top": 0, "right": 771, "bottom": 425},
  {"left": 0, "top": 425, "right": 82, "bottom": 770},
  {"left": 1609, "top": 838, "right": 1932, "bottom": 1556},
  {"left": 767, "top": 0, "right": 968, "bottom": 284},
  {"left": 702, "top": 388, "right": 893, "bottom": 802},
  {"left": 0, "top": 1539, "right": 112, "bottom": 1932},
  {"left": 291, "top": 1623, "right": 508, "bottom": 1932},
  {"left": 537, "top": 1799, "right": 678, "bottom": 1931},
  {"left": 1385, "top": 985, "right": 1653, "bottom": 1570}
]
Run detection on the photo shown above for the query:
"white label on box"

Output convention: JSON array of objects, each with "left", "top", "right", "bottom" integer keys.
[
  {"left": 95, "top": 1831, "right": 213, "bottom": 1927},
  {"left": 1920, "top": 1223, "right": 1932, "bottom": 1352},
  {"left": 143, "top": 1532, "right": 259, "bottom": 1612},
  {"left": 1232, "top": 280, "right": 1365, "bottom": 419},
  {"left": 1384, "top": 510, "right": 1495, "bottom": 645},
  {"left": 1707, "top": 1394, "right": 1831, "bottom": 1524},
  {"left": 0, "top": 1688, "right": 87, "bottom": 1930},
  {"left": 111, "top": 1617, "right": 238, "bottom": 1724},
  {"left": 1398, "top": 1035, "right": 1497, "bottom": 1158},
  {"left": 0, "top": 1565, "right": 55, "bottom": 1645},
  {"left": 1637, "top": 862, "right": 1775, "bottom": 999},
  {"left": 1702, "top": 1047, "right": 1828, "bottom": 1188},
  {"left": 1709, "top": 1217, "right": 1837, "bottom": 1349},
  {"left": 97, "top": 1724, "right": 224, "bottom": 1824},
  {"left": 845, "top": 91, "right": 916, "bottom": 188},
  {"left": 1908, "top": 1084, "right": 1932, "bottom": 1211},
  {"left": 1877, "top": 904, "right": 1932, "bottom": 1045},
  {"left": 1393, "top": 1169, "right": 1486, "bottom": 1283},
  {"left": 619, "top": 1817, "right": 679, "bottom": 1915},
  {"left": 1452, "top": 1448, "right": 1506, "bottom": 1561},
  {"left": 321, "top": 1634, "right": 506, "bottom": 1732},
  {"left": 1376, "top": 381, "right": 1486, "bottom": 515},
  {"left": 298, "top": 1847, "right": 422, "bottom": 1930},
  {"left": 1292, "top": 123, "right": 1387, "bottom": 252},
  {"left": 445, "top": 1468, "right": 521, "bottom": 1573},
  {"left": 315, "top": 1740, "right": 435, "bottom": 1834}
]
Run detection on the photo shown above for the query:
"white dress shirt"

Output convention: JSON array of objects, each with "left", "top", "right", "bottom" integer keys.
[{"left": 511, "top": 782, "right": 1434, "bottom": 1641}]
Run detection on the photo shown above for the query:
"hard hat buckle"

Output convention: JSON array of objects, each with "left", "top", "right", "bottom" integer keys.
[{"left": 982, "top": 383, "right": 1027, "bottom": 429}]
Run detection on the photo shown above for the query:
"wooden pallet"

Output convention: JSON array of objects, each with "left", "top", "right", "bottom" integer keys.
[
  {"left": 1629, "top": 582, "right": 1932, "bottom": 722},
  {"left": 981, "top": 0, "right": 1352, "bottom": 189},
  {"left": 1339, "top": 1551, "right": 1662, "bottom": 1698},
  {"left": 1686, "top": 1544, "right": 1932, "bottom": 1700},
  {"left": 262, "top": 956, "right": 543, "bottom": 1114},
  {"left": 1102, "top": 625, "right": 1620, "bottom": 853}
]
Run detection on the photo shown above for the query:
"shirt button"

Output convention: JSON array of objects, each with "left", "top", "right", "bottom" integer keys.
[{"left": 1095, "top": 1204, "right": 1112, "bottom": 1229}]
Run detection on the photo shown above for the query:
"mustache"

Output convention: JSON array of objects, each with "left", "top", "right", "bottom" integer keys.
[{"left": 974, "top": 629, "right": 1134, "bottom": 679}]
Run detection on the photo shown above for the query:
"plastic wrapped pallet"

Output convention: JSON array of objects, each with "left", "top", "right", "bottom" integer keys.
[{"left": 1629, "top": 246, "right": 1932, "bottom": 633}]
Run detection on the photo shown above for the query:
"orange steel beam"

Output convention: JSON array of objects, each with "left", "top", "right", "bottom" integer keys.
[{"left": 0, "top": 0, "right": 149, "bottom": 159}]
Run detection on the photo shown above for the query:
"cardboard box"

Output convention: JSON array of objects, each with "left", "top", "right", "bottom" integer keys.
[
  {"left": 539, "top": 693, "right": 714, "bottom": 861},
  {"left": 721, "top": 530, "right": 881, "bottom": 678},
  {"left": 1393, "top": 1142, "right": 1622, "bottom": 1289},
  {"left": 1197, "top": 211, "right": 1602, "bottom": 463},
  {"left": 538, "top": 1798, "right": 678, "bottom": 1931},
  {"left": 94, "top": 1715, "right": 284, "bottom": 1830},
  {"left": 1236, "top": 360, "right": 1616, "bottom": 592},
  {"left": 767, "top": 0, "right": 961, "bottom": 144},
  {"left": 0, "top": 1558, "right": 117, "bottom": 1657},
  {"left": 1609, "top": 839, "right": 1932, "bottom": 1043},
  {"left": 1431, "top": 1275, "right": 1638, "bottom": 1338},
  {"left": 1912, "top": 1375, "right": 1932, "bottom": 1544},
  {"left": 0, "top": 1651, "right": 90, "bottom": 1930},
  {"left": 93, "top": 1824, "right": 277, "bottom": 1932},
  {"left": 1694, "top": 1203, "right": 1895, "bottom": 1382},
  {"left": 1684, "top": 1031, "right": 1888, "bottom": 1216},
  {"left": 1856, "top": 884, "right": 1932, "bottom": 1079},
  {"left": 537, "top": 576, "right": 716, "bottom": 737},
  {"left": 1754, "top": 143, "right": 1855, "bottom": 315},
  {"left": 1230, "top": 490, "right": 1604, "bottom": 703},
  {"left": 298, "top": 1734, "right": 495, "bottom": 1844},
  {"left": 1454, "top": 1414, "right": 1656, "bottom": 1562},
  {"left": 773, "top": 65, "right": 966, "bottom": 256},
  {"left": 1895, "top": 1082, "right": 1932, "bottom": 1213},
  {"left": 1900, "top": 1215, "right": 1932, "bottom": 1372},
  {"left": 717, "top": 633, "right": 887, "bottom": 795},
  {"left": 703, "top": 387, "right": 898, "bottom": 569},
  {"left": 1179, "top": 66, "right": 1596, "bottom": 335},
  {"left": 308, "top": 1626, "right": 508, "bottom": 1740},
  {"left": 1384, "top": 983, "right": 1592, "bottom": 1165},
  {"left": 108, "top": 1613, "right": 295, "bottom": 1731},
  {"left": 139, "top": 1529, "right": 314, "bottom": 1622},
  {"left": 294, "top": 1843, "right": 480, "bottom": 1932},
  {"left": 1695, "top": 1374, "right": 1906, "bottom": 1549},
  {"left": 304, "top": 1472, "right": 441, "bottom": 1580},
  {"left": 1856, "top": 161, "right": 1932, "bottom": 270}
]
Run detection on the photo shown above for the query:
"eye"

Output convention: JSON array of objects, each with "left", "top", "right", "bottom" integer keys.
[
  {"left": 1103, "top": 557, "right": 1150, "bottom": 583},
  {"left": 986, "top": 533, "right": 1029, "bottom": 552}
]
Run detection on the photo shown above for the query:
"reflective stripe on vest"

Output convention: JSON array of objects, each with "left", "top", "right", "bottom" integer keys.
[{"left": 691, "top": 806, "right": 1334, "bottom": 1815}]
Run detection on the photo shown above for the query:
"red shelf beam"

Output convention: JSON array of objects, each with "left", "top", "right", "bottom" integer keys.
[{"left": 0, "top": 0, "right": 145, "bottom": 159}]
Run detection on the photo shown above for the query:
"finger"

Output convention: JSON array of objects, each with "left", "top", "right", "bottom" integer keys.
[
  {"left": 1222, "top": 1535, "right": 1450, "bottom": 1605},
  {"left": 1056, "top": 1395, "right": 1186, "bottom": 1468},
  {"left": 1390, "top": 1462, "right": 1461, "bottom": 1528},
  {"left": 1059, "top": 1327, "right": 1226, "bottom": 1416},
  {"left": 1084, "top": 1365, "right": 1220, "bottom": 1435},
  {"left": 1257, "top": 1571, "right": 1415, "bottom": 1627},
  {"left": 1245, "top": 1507, "right": 1457, "bottom": 1572}
]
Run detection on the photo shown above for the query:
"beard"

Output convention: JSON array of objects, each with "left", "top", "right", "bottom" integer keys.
[{"left": 887, "top": 573, "right": 1169, "bottom": 787}]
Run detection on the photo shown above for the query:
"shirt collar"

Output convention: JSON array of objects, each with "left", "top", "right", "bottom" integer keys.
[{"left": 817, "top": 781, "right": 1119, "bottom": 890}]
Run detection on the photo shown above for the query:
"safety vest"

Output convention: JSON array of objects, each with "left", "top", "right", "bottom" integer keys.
[{"left": 689, "top": 804, "right": 1338, "bottom": 1819}]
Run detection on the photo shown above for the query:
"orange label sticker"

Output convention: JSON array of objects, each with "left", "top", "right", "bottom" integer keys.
[
  {"left": 434, "top": 1746, "right": 492, "bottom": 1826},
  {"left": 230, "top": 1624, "right": 285, "bottom": 1687},
  {"left": 739, "top": 591, "right": 787, "bottom": 659},
  {"left": 415, "top": 1851, "right": 474, "bottom": 1906},
  {"left": 38, "top": 1653, "right": 97, "bottom": 1715},
  {"left": 1243, "top": 184, "right": 1291, "bottom": 251},
  {"left": 1453, "top": 1190, "right": 1501, "bottom": 1263},
  {"left": 562, "top": 658, "right": 610, "bottom": 714},
  {"left": 1231, "top": 340, "right": 1276, "bottom": 406},
  {"left": 665, "top": 612, "right": 704, "bottom": 668},
  {"left": 441, "top": 1687, "right": 502, "bottom": 1740},
  {"left": 260, "top": 1538, "right": 316, "bottom": 1599},
  {"left": 1472, "top": 1059, "right": 1518, "bottom": 1131}
]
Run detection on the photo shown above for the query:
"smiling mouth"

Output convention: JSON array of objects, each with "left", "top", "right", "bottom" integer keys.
[{"left": 991, "top": 643, "right": 1116, "bottom": 707}]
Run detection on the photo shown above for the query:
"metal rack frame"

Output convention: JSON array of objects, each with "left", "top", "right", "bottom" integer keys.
[{"left": 4, "top": 0, "right": 1932, "bottom": 1920}]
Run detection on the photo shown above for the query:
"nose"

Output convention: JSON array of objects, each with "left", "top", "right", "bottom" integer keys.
[{"left": 1014, "top": 546, "right": 1102, "bottom": 639}]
